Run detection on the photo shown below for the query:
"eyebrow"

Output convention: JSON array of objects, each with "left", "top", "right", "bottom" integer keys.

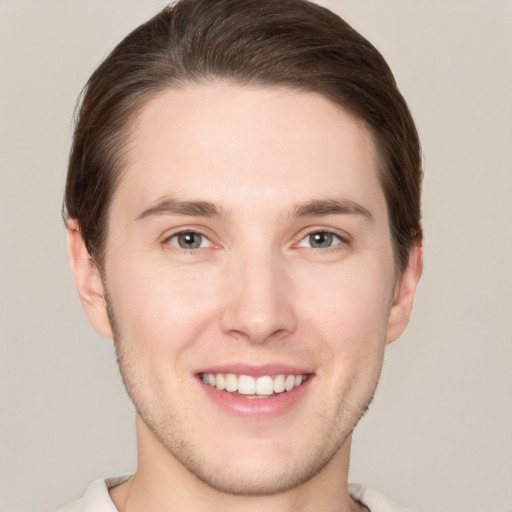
[
  {"left": 291, "top": 198, "right": 373, "bottom": 221},
  {"left": 136, "top": 197, "right": 224, "bottom": 221},
  {"left": 135, "top": 196, "right": 372, "bottom": 222}
]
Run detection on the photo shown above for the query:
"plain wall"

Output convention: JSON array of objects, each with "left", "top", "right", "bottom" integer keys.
[{"left": 0, "top": 1, "right": 511, "bottom": 511}]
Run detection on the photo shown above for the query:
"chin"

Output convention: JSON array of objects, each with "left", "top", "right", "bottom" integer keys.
[
  {"left": 148, "top": 417, "right": 351, "bottom": 497},
  {"left": 182, "top": 450, "right": 339, "bottom": 496}
]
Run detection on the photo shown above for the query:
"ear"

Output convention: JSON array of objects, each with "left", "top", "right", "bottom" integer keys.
[
  {"left": 67, "top": 220, "right": 113, "bottom": 339},
  {"left": 386, "top": 241, "right": 423, "bottom": 345}
]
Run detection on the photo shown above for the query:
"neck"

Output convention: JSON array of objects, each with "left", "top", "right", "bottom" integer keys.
[{"left": 110, "top": 415, "right": 362, "bottom": 512}]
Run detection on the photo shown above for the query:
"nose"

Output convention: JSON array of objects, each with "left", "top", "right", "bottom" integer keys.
[{"left": 219, "top": 249, "right": 297, "bottom": 344}]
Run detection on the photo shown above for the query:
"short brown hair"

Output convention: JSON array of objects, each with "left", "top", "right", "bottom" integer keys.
[{"left": 63, "top": 0, "right": 422, "bottom": 272}]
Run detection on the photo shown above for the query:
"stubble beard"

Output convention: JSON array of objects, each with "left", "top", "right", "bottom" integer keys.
[{"left": 104, "top": 291, "right": 382, "bottom": 497}]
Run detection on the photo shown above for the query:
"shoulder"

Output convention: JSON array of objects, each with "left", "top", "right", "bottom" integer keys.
[
  {"left": 349, "top": 483, "right": 416, "bottom": 512},
  {"left": 54, "top": 476, "right": 131, "bottom": 512}
]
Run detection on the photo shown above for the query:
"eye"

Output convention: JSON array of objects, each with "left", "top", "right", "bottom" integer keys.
[
  {"left": 167, "top": 231, "right": 211, "bottom": 250},
  {"left": 298, "top": 231, "right": 343, "bottom": 249}
]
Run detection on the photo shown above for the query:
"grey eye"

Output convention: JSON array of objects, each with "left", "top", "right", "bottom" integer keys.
[
  {"left": 309, "top": 232, "right": 334, "bottom": 248},
  {"left": 298, "top": 231, "right": 342, "bottom": 249},
  {"left": 169, "top": 231, "right": 209, "bottom": 249}
]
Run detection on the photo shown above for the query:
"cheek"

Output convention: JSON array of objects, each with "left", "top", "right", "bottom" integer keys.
[
  {"left": 107, "top": 260, "right": 208, "bottom": 342},
  {"left": 296, "top": 260, "right": 394, "bottom": 360}
]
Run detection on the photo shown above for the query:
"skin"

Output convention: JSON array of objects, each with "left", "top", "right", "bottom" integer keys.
[{"left": 68, "top": 84, "right": 422, "bottom": 512}]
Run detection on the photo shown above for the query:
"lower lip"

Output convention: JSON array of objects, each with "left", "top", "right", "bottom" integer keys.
[{"left": 198, "top": 377, "right": 313, "bottom": 419}]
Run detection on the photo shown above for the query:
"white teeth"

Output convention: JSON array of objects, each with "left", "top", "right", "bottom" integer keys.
[
  {"left": 201, "top": 372, "right": 307, "bottom": 396},
  {"left": 225, "top": 373, "right": 237, "bottom": 392},
  {"left": 238, "top": 375, "right": 256, "bottom": 395},
  {"left": 273, "top": 374, "right": 285, "bottom": 393},
  {"left": 285, "top": 375, "right": 295, "bottom": 391},
  {"left": 215, "top": 374, "right": 225, "bottom": 391},
  {"left": 255, "top": 376, "right": 274, "bottom": 396}
]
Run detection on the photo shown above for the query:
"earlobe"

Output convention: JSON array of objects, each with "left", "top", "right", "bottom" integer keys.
[
  {"left": 67, "top": 220, "right": 113, "bottom": 339},
  {"left": 386, "top": 242, "right": 423, "bottom": 345}
]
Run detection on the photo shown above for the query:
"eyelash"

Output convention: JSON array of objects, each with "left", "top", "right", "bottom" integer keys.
[
  {"left": 165, "top": 230, "right": 212, "bottom": 251},
  {"left": 163, "top": 228, "right": 348, "bottom": 253},
  {"left": 296, "top": 230, "right": 346, "bottom": 250}
]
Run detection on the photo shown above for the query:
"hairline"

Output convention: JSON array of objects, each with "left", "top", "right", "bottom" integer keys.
[
  {"left": 67, "top": 79, "right": 414, "bottom": 278},
  {"left": 91, "top": 80, "right": 395, "bottom": 265}
]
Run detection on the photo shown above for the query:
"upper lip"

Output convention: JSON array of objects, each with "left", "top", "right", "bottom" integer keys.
[{"left": 195, "top": 363, "right": 313, "bottom": 377}]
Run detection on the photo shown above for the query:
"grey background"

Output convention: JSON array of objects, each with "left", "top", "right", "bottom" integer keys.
[{"left": 1, "top": 1, "right": 511, "bottom": 511}]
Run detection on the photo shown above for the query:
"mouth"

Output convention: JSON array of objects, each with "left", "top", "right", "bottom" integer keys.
[{"left": 198, "top": 372, "right": 309, "bottom": 399}]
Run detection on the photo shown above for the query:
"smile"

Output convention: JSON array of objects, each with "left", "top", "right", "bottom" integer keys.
[{"left": 199, "top": 372, "right": 307, "bottom": 398}]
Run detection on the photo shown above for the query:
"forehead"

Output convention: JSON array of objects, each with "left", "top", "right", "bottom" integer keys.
[{"left": 113, "top": 84, "right": 384, "bottom": 221}]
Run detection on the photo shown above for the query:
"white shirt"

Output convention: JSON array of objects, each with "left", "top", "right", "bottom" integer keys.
[{"left": 55, "top": 476, "right": 414, "bottom": 512}]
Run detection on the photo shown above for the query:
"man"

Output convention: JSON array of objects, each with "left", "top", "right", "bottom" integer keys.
[{"left": 58, "top": 0, "right": 422, "bottom": 510}]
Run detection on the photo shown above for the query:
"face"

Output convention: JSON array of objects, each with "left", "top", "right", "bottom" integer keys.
[{"left": 70, "top": 84, "right": 420, "bottom": 496}]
